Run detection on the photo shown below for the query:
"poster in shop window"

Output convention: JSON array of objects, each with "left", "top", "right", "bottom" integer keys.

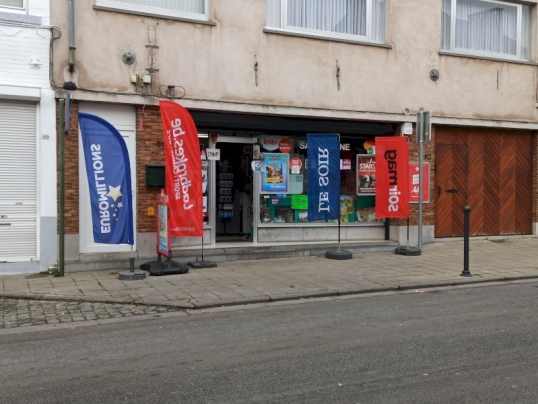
[
  {"left": 356, "top": 155, "right": 376, "bottom": 195},
  {"left": 409, "top": 162, "right": 430, "bottom": 203},
  {"left": 261, "top": 153, "right": 289, "bottom": 194}
]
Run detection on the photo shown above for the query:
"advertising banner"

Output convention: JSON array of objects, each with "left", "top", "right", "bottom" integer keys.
[
  {"left": 375, "top": 137, "right": 410, "bottom": 219},
  {"left": 409, "top": 162, "right": 430, "bottom": 203},
  {"left": 159, "top": 100, "right": 203, "bottom": 237},
  {"left": 261, "top": 153, "right": 289, "bottom": 193},
  {"left": 307, "top": 134, "right": 340, "bottom": 221},
  {"left": 157, "top": 201, "right": 170, "bottom": 257},
  {"left": 78, "top": 113, "right": 134, "bottom": 245},
  {"left": 356, "top": 155, "right": 376, "bottom": 195}
]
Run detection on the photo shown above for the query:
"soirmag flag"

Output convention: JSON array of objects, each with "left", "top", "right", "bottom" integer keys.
[
  {"left": 79, "top": 113, "right": 134, "bottom": 244},
  {"left": 307, "top": 134, "right": 340, "bottom": 221}
]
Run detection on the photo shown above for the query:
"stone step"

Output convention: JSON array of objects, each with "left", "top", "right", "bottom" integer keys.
[{"left": 66, "top": 241, "right": 399, "bottom": 273}]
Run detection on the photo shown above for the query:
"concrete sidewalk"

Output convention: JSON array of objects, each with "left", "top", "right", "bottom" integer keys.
[{"left": 1, "top": 238, "right": 538, "bottom": 310}]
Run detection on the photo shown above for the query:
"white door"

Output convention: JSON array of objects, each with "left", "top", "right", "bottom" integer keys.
[
  {"left": 78, "top": 103, "right": 137, "bottom": 253},
  {"left": 0, "top": 100, "right": 37, "bottom": 262}
]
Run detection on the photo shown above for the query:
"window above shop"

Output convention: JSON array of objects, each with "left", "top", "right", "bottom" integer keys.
[
  {"left": 441, "top": 0, "right": 531, "bottom": 62},
  {"left": 266, "top": 0, "right": 386, "bottom": 44},
  {"left": 94, "top": 0, "right": 210, "bottom": 22}
]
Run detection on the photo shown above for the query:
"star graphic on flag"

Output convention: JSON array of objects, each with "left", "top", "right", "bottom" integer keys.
[
  {"left": 107, "top": 185, "right": 123, "bottom": 202},
  {"left": 118, "top": 202, "right": 123, "bottom": 209}
]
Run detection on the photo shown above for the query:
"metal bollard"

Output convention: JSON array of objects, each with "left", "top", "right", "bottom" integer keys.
[{"left": 460, "top": 206, "right": 472, "bottom": 277}]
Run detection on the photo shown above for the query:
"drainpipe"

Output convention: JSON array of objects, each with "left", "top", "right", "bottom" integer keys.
[{"left": 68, "top": 0, "right": 75, "bottom": 72}]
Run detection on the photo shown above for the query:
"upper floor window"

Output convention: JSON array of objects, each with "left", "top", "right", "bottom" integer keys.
[
  {"left": 442, "top": 0, "right": 531, "bottom": 61},
  {"left": 95, "top": 0, "right": 208, "bottom": 21},
  {"left": 266, "top": 0, "right": 386, "bottom": 43},
  {"left": 0, "top": 0, "right": 25, "bottom": 9}
]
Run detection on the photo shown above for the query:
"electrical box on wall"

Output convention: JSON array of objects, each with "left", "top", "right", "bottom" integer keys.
[{"left": 145, "top": 164, "right": 165, "bottom": 188}]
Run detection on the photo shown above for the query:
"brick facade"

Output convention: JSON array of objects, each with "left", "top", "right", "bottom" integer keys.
[
  {"left": 136, "top": 106, "right": 165, "bottom": 233},
  {"left": 58, "top": 101, "right": 80, "bottom": 234},
  {"left": 532, "top": 132, "right": 538, "bottom": 223}
]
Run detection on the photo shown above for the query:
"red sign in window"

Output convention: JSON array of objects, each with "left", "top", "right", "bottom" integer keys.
[
  {"left": 279, "top": 139, "right": 292, "bottom": 153},
  {"left": 409, "top": 162, "right": 430, "bottom": 203}
]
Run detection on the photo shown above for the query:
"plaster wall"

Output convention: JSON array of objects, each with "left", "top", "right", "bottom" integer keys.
[{"left": 51, "top": 0, "right": 538, "bottom": 124}]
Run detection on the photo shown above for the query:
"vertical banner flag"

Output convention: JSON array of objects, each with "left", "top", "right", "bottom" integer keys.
[
  {"left": 159, "top": 100, "right": 203, "bottom": 237},
  {"left": 375, "top": 137, "right": 410, "bottom": 219},
  {"left": 78, "top": 113, "right": 134, "bottom": 244},
  {"left": 307, "top": 134, "right": 340, "bottom": 221}
]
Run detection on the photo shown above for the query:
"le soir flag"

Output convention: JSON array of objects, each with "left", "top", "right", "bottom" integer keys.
[
  {"left": 307, "top": 133, "right": 340, "bottom": 221},
  {"left": 375, "top": 137, "right": 410, "bottom": 219},
  {"left": 79, "top": 113, "right": 134, "bottom": 245},
  {"left": 159, "top": 100, "right": 203, "bottom": 237}
]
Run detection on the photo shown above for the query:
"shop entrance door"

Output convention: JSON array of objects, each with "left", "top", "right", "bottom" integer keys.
[
  {"left": 214, "top": 137, "right": 254, "bottom": 243},
  {"left": 435, "top": 144, "right": 468, "bottom": 237}
]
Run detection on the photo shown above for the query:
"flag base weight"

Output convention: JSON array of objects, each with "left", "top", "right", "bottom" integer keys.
[
  {"left": 118, "top": 270, "right": 146, "bottom": 281},
  {"left": 140, "top": 260, "right": 189, "bottom": 276},
  {"left": 325, "top": 248, "right": 352, "bottom": 260},
  {"left": 188, "top": 260, "right": 217, "bottom": 269},
  {"left": 394, "top": 246, "right": 421, "bottom": 256}
]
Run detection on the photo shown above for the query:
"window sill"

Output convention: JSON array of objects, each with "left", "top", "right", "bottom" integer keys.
[
  {"left": 263, "top": 28, "right": 392, "bottom": 49},
  {"left": 439, "top": 50, "right": 537, "bottom": 66},
  {"left": 258, "top": 222, "right": 384, "bottom": 227},
  {"left": 93, "top": 5, "right": 216, "bottom": 26},
  {"left": 0, "top": 11, "right": 41, "bottom": 25}
]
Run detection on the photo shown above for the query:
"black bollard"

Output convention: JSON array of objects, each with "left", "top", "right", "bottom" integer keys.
[{"left": 460, "top": 205, "right": 472, "bottom": 277}]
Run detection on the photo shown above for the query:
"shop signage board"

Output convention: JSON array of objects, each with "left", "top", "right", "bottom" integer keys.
[
  {"left": 375, "top": 137, "right": 410, "bottom": 219},
  {"left": 409, "top": 162, "right": 430, "bottom": 203},
  {"left": 261, "top": 153, "right": 289, "bottom": 193},
  {"left": 307, "top": 133, "right": 340, "bottom": 221},
  {"left": 156, "top": 199, "right": 170, "bottom": 257},
  {"left": 260, "top": 136, "right": 281, "bottom": 151},
  {"left": 356, "top": 155, "right": 376, "bottom": 195},
  {"left": 159, "top": 100, "right": 203, "bottom": 237}
]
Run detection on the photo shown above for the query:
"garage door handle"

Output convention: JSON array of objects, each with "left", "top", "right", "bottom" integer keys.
[
  {"left": 0, "top": 223, "right": 11, "bottom": 226},
  {"left": 446, "top": 189, "right": 458, "bottom": 193}
]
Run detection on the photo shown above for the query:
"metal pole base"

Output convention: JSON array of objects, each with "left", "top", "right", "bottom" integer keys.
[
  {"left": 460, "top": 270, "right": 473, "bottom": 277},
  {"left": 395, "top": 246, "right": 422, "bottom": 256},
  {"left": 325, "top": 248, "right": 352, "bottom": 260},
  {"left": 118, "top": 270, "right": 146, "bottom": 281},
  {"left": 188, "top": 260, "right": 217, "bottom": 269}
]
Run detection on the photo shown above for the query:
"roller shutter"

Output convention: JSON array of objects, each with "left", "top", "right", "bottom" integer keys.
[{"left": 0, "top": 100, "right": 37, "bottom": 261}]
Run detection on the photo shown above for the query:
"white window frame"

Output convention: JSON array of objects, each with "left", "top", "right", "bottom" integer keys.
[
  {"left": 443, "top": 0, "right": 529, "bottom": 61},
  {"left": 269, "top": 0, "right": 385, "bottom": 44},
  {"left": 0, "top": 0, "right": 26, "bottom": 13},
  {"left": 94, "top": 0, "right": 210, "bottom": 22}
]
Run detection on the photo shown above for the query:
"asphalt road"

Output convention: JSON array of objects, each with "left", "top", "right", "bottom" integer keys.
[{"left": 2, "top": 281, "right": 538, "bottom": 403}]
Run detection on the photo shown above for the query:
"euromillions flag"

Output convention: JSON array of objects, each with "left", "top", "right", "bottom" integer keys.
[{"left": 79, "top": 113, "right": 134, "bottom": 245}]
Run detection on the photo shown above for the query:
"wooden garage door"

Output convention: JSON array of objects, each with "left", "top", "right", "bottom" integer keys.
[{"left": 435, "top": 128, "right": 532, "bottom": 237}]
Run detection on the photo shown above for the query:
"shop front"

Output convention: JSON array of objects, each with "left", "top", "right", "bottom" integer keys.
[{"left": 192, "top": 112, "right": 397, "bottom": 246}]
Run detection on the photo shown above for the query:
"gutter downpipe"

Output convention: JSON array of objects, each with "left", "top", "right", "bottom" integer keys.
[{"left": 68, "top": 0, "right": 75, "bottom": 72}]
